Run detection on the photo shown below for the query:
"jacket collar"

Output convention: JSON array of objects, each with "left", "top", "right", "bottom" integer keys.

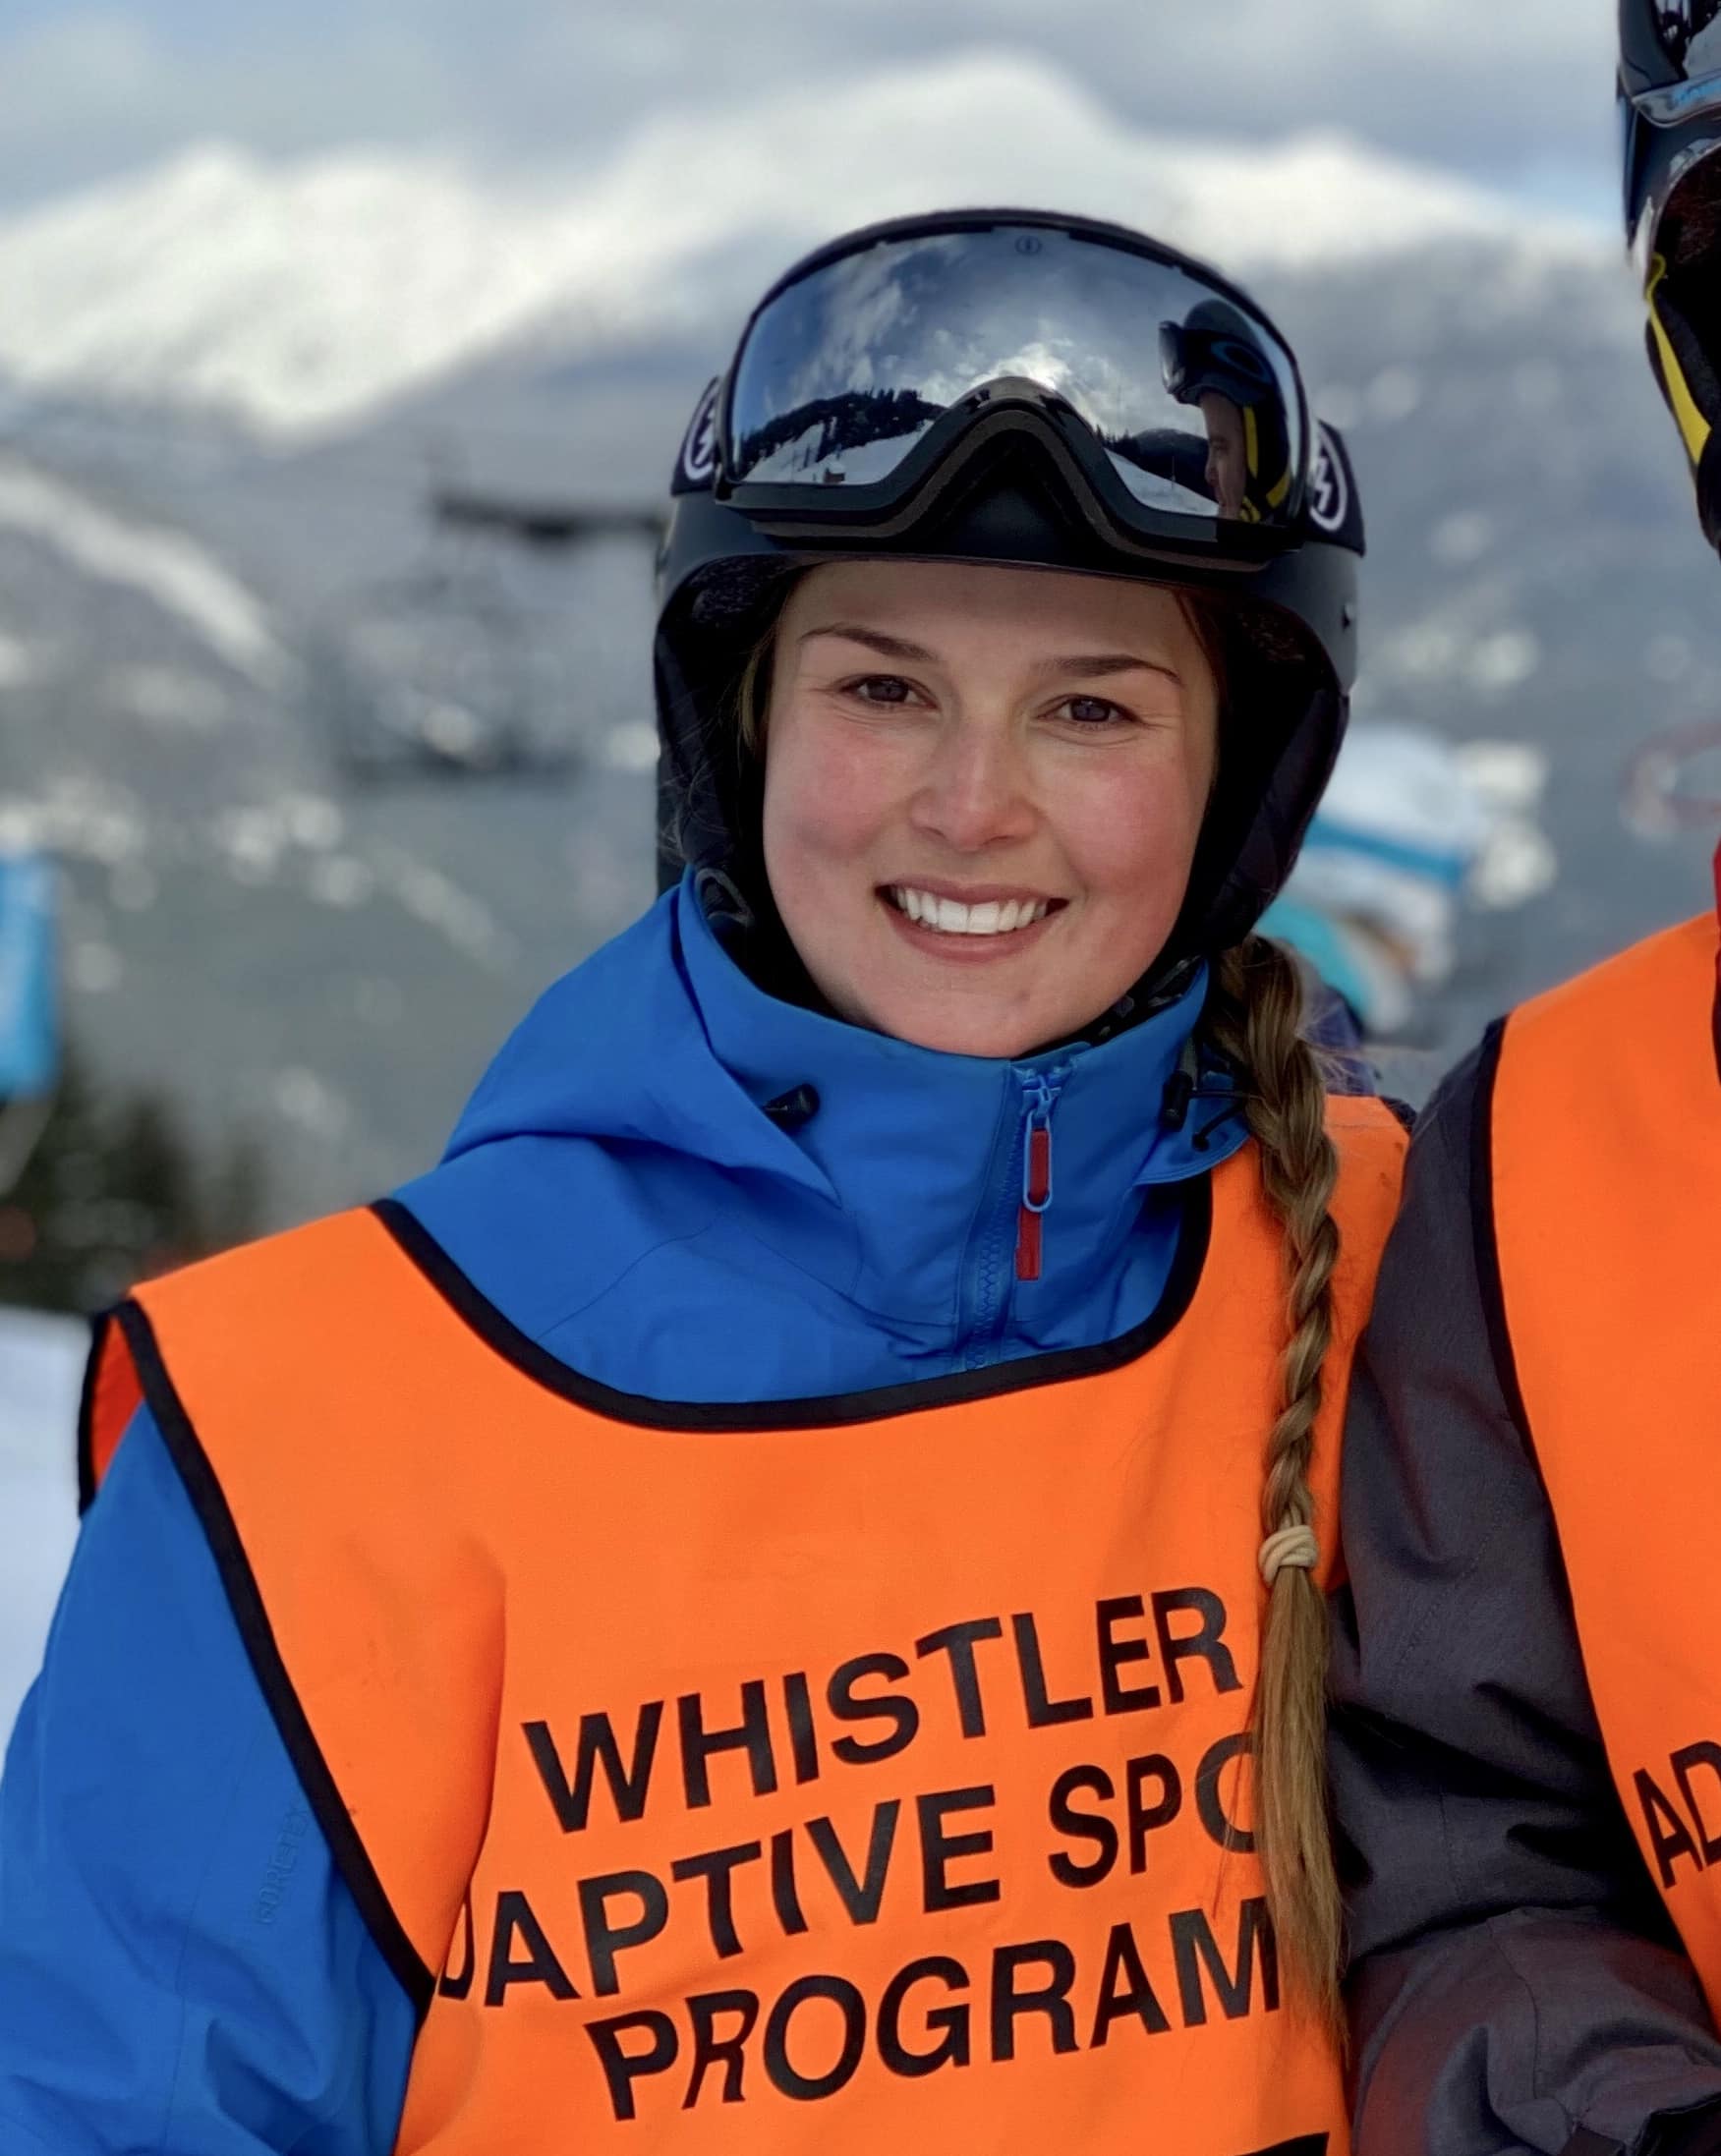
[
  {"left": 443, "top": 875, "right": 1242, "bottom": 1325},
  {"left": 678, "top": 876, "right": 1242, "bottom": 1317}
]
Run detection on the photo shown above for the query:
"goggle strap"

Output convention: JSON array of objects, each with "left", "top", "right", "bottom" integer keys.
[{"left": 1647, "top": 253, "right": 1715, "bottom": 466}]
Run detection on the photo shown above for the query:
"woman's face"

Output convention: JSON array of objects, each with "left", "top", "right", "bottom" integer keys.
[{"left": 760, "top": 559, "right": 1220, "bottom": 1059}]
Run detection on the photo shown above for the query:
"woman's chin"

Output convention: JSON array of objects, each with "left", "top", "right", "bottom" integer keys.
[{"left": 850, "top": 985, "right": 1073, "bottom": 1061}]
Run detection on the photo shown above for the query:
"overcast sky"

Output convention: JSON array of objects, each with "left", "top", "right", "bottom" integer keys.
[{"left": 0, "top": 0, "right": 1623, "bottom": 221}]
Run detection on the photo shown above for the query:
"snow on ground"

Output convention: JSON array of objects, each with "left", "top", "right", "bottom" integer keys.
[
  {"left": 0, "top": 454, "right": 286, "bottom": 685},
  {"left": 0, "top": 1308, "right": 84, "bottom": 1751},
  {"left": 0, "top": 51, "right": 1602, "bottom": 439}
]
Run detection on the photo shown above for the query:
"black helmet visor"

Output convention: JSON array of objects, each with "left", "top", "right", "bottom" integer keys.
[{"left": 719, "top": 214, "right": 1309, "bottom": 543}]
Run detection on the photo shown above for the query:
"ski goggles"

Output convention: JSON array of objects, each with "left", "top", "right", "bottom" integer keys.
[
  {"left": 1620, "top": 1, "right": 1721, "bottom": 254},
  {"left": 709, "top": 211, "right": 1315, "bottom": 549},
  {"left": 1623, "top": 0, "right": 1721, "bottom": 111}
]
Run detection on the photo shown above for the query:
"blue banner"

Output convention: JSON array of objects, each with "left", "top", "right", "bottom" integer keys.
[{"left": 0, "top": 853, "right": 57, "bottom": 1098}]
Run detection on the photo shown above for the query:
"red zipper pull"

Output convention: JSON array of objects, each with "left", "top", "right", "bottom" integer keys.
[{"left": 1015, "top": 1082, "right": 1057, "bottom": 1282}]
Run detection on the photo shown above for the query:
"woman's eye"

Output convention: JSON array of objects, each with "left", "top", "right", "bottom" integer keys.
[
  {"left": 1059, "top": 696, "right": 1129, "bottom": 727},
  {"left": 848, "top": 676, "right": 915, "bottom": 706}
]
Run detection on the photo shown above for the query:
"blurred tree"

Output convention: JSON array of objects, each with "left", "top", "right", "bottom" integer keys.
[{"left": 0, "top": 1043, "right": 263, "bottom": 1315}]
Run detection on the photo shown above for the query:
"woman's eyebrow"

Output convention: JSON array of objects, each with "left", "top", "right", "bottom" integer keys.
[
  {"left": 1029, "top": 652, "right": 1180, "bottom": 683},
  {"left": 797, "top": 623, "right": 940, "bottom": 662},
  {"left": 798, "top": 625, "right": 1178, "bottom": 683}
]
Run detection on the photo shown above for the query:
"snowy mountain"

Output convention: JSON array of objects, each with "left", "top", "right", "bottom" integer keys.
[
  {"left": 0, "top": 53, "right": 1712, "bottom": 1245},
  {"left": 0, "top": 50, "right": 1602, "bottom": 440}
]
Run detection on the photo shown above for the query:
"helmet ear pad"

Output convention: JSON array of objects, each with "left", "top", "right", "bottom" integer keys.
[{"left": 1169, "top": 613, "right": 1342, "bottom": 958}]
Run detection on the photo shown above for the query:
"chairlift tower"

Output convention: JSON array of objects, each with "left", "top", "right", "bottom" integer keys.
[{"left": 310, "top": 456, "right": 664, "bottom": 789}]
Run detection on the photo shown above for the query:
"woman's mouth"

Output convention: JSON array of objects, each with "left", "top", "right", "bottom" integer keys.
[{"left": 882, "top": 886, "right": 1062, "bottom": 938}]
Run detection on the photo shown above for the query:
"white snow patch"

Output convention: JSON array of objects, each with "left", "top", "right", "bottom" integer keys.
[
  {"left": 0, "top": 1308, "right": 84, "bottom": 1749},
  {"left": 0, "top": 779, "right": 146, "bottom": 866},
  {"left": 1453, "top": 740, "right": 1557, "bottom": 908},
  {"left": 0, "top": 455, "right": 286, "bottom": 684},
  {"left": 0, "top": 54, "right": 1603, "bottom": 440},
  {"left": 280, "top": 794, "right": 344, "bottom": 851},
  {"left": 1365, "top": 366, "right": 1425, "bottom": 426},
  {"left": 1468, "top": 820, "right": 1559, "bottom": 909},
  {"left": 306, "top": 855, "right": 374, "bottom": 909},
  {"left": 603, "top": 721, "right": 660, "bottom": 774},
  {"left": 1376, "top": 617, "right": 1544, "bottom": 700},
  {"left": 1468, "top": 629, "right": 1542, "bottom": 695},
  {"left": 272, "top": 1066, "right": 351, "bottom": 1140},
  {"left": 1429, "top": 511, "right": 1495, "bottom": 567}
]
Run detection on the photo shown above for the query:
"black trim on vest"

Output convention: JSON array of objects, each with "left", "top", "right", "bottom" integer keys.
[
  {"left": 75, "top": 1309, "right": 110, "bottom": 1517},
  {"left": 370, "top": 1175, "right": 1215, "bottom": 1433},
  {"left": 1469, "top": 1018, "right": 1536, "bottom": 1458},
  {"left": 108, "top": 1297, "right": 436, "bottom": 2026},
  {"left": 1712, "top": 941, "right": 1721, "bottom": 1089}
]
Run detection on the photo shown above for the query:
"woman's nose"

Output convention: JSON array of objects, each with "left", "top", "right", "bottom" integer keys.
[{"left": 906, "top": 715, "right": 1037, "bottom": 852}]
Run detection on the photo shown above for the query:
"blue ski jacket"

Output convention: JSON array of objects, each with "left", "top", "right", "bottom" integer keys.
[{"left": 0, "top": 875, "right": 1243, "bottom": 2154}]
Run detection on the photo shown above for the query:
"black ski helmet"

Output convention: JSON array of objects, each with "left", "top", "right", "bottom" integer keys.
[
  {"left": 1621, "top": 0, "right": 1721, "bottom": 546},
  {"left": 654, "top": 208, "right": 1365, "bottom": 969}
]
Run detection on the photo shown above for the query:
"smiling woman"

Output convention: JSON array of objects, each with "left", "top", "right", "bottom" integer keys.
[
  {"left": 757, "top": 562, "right": 1219, "bottom": 1058},
  {"left": 0, "top": 208, "right": 1397, "bottom": 2156}
]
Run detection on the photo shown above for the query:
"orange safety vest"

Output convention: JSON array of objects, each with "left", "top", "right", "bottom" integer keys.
[
  {"left": 83, "top": 1100, "right": 1405, "bottom": 2156},
  {"left": 1490, "top": 897, "right": 1721, "bottom": 2015}
]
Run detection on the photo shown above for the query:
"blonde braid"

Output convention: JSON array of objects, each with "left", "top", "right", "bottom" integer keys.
[{"left": 1204, "top": 935, "right": 1344, "bottom": 2032}]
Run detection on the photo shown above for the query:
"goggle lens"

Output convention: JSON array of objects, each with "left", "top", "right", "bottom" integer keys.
[{"left": 724, "top": 223, "right": 1306, "bottom": 531}]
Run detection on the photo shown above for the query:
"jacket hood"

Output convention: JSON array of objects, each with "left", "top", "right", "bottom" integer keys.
[{"left": 406, "top": 875, "right": 1243, "bottom": 1400}]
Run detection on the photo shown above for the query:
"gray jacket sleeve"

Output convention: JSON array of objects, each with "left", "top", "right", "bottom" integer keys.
[{"left": 1330, "top": 1039, "right": 1721, "bottom": 2156}]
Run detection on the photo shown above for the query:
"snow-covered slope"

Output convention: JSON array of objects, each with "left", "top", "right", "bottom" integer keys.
[
  {"left": 0, "top": 453, "right": 285, "bottom": 683},
  {"left": 0, "top": 50, "right": 1601, "bottom": 440}
]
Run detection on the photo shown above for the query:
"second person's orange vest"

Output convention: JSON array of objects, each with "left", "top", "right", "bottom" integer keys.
[{"left": 1491, "top": 900, "right": 1721, "bottom": 2015}]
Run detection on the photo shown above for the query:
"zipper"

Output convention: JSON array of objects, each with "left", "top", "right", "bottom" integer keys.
[
  {"left": 959, "top": 1063, "right": 1071, "bottom": 1370},
  {"left": 1014, "top": 1071, "right": 1064, "bottom": 1283}
]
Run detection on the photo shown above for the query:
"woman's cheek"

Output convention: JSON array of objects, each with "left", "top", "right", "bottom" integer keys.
[
  {"left": 1061, "top": 759, "right": 1202, "bottom": 900},
  {"left": 773, "top": 721, "right": 906, "bottom": 860}
]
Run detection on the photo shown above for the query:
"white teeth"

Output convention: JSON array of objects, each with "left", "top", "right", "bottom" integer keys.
[{"left": 889, "top": 888, "right": 1053, "bottom": 936}]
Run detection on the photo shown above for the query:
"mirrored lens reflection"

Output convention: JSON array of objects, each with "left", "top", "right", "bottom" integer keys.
[
  {"left": 728, "top": 226, "right": 1304, "bottom": 527},
  {"left": 1656, "top": 0, "right": 1721, "bottom": 77}
]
